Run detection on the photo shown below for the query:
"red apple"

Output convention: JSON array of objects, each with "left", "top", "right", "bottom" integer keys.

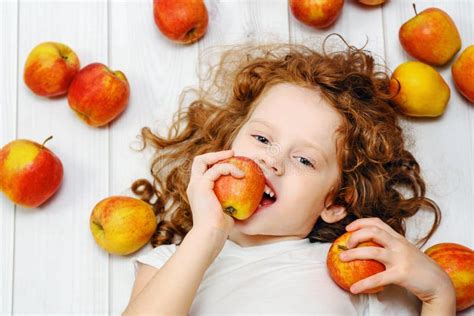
[
  {"left": 399, "top": 5, "right": 461, "bottom": 66},
  {"left": 425, "top": 242, "right": 474, "bottom": 311},
  {"left": 289, "top": 0, "right": 344, "bottom": 29},
  {"left": 67, "top": 63, "right": 130, "bottom": 127},
  {"left": 213, "top": 156, "right": 266, "bottom": 220},
  {"left": 0, "top": 136, "right": 63, "bottom": 208},
  {"left": 451, "top": 45, "right": 474, "bottom": 103},
  {"left": 327, "top": 231, "right": 385, "bottom": 294},
  {"left": 90, "top": 196, "right": 157, "bottom": 256},
  {"left": 23, "top": 41, "right": 80, "bottom": 97},
  {"left": 153, "top": 0, "right": 209, "bottom": 44}
]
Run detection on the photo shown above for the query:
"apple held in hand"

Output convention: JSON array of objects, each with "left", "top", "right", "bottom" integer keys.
[
  {"left": 213, "top": 156, "right": 266, "bottom": 220},
  {"left": 90, "top": 196, "right": 157, "bottom": 256},
  {"left": 389, "top": 61, "right": 450, "bottom": 117},
  {"left": 289, "top": 0, "right": 344, "bottom": 29},
  {"left": 153, "top": 0, "right": 209, "bottom": 44},
  {"left": 24, "top": 41, "right": 80, "bottom": 97},
  {"left": 327, "top": 231, "right": 385, "bottom": 294},
  {"left": 452, "top": 45, "right": 474, "bottom": 103},
  {"left": 0, "top": 136, "right": 63, "bottom": 208},
  {"left": 399, "top": 5, "right": 461, "bottom": 66},
  {"left": 67, "top": 63, "right": 130, "bottom": 127},
  {"left": 425, "top": 242, "right": 474, "bottom": 311}
]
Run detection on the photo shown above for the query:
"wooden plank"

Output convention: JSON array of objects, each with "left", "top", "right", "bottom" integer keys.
[
  {"left": 383, "top": 0, "right": 474, "bottom": 251},
  {"left": 0, "top": 1, "right": 18, "bottom": 314},
  {"left": 14, "top": 0, "right": 109, "bottom": 313},
  {"left": 289, "top": 1, "right": 385, "bottom": 58},
  {"left": 201, "top": 0, "right": 290, "bottom": 46},
  {"left": 108, "top": 0, "right": 200, "bottom": 314}
]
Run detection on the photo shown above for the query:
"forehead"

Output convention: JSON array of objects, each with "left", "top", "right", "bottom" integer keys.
[{"left": 249, "top": 83, "right": 343, "bottom": 142}]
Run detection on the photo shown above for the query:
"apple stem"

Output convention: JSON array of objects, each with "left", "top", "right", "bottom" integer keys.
[
  {"left": 412, "top": 3, "right": 418, "bottom": 16},
  {"left": 338, "top": 245, "right": 349, "bottom": 251},
  {"left": 41, "top": 135, "right": 53, "bottom": 149}
]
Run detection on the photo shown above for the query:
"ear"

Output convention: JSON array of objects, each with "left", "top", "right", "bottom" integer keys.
[{"left": 320, "top": 204, "right": 347, "bottom": 224}]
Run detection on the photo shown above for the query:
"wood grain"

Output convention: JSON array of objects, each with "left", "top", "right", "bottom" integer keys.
[
  {"left": 0, "top": 1, "right": 18, "bottom": 314},
  {"left": 13, "top": 0, "right": 108, "bottom": 313}
]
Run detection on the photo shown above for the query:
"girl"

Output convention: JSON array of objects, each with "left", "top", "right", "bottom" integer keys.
[{"left": 124, "top": 35, "right": 456, "bottom": 315}]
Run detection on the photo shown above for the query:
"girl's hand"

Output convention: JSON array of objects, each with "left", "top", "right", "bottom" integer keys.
[
  {"left": 186, "top": 149, "right": 244, "bottom": 237},
  {"left": 339, "top": 217, "right": 456, "bottom": 306}
]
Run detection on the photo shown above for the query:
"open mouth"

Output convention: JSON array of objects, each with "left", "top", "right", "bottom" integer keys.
[{"left": 258, "top": 183, "right": 277, "bottom": 209}]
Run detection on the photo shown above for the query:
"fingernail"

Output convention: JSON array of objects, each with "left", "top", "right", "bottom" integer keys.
[{"left": 339, "top": 252, "right": 347, "bottom": 260}]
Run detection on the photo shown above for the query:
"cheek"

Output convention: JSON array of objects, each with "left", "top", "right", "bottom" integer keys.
[
  {"left": 231, "top": 135, "right": 261, "bottom": 159},
  {"left": 281, "top": 177, "right": 328, "bottom": 209},
  {"left": 231, "top": 133, "right": 249, "bottom": 151}
]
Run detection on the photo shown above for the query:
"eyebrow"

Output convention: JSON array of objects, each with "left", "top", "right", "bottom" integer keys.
[{"left": 249, "top": 119, "right": 329, "bottom": 165}]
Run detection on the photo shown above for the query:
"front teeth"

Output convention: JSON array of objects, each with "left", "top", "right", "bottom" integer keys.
[{"left": 264, "top": 184, "right": 275, "bottom": 198}]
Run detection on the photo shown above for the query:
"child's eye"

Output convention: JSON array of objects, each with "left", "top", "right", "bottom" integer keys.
[
  {"left": 252, "top": 135, "right": 270, "bottom": 145},
  {"left": 295, "top": 156, "right": 315, "bottom": 168},
  {"left": 252, "top": 135, "right": 315, "bottom": 169}
]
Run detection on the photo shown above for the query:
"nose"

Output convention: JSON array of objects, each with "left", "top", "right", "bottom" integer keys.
[{"left": 256, "top": 154, "right": 285, "bottom": 176}]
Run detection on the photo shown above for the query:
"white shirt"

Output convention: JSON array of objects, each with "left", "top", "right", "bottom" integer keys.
[{"left": 132, "top": 238, "right": 420, "bottom": 315}]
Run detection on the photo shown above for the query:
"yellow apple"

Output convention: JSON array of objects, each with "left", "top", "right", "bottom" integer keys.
[
  {"left": 390, "top": 61, "right": 450, "bottom": 117},
  {"left": 90, "top": 196, "right": 157, "bottom": 255}
]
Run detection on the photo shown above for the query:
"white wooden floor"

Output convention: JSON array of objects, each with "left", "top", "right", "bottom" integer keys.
[{"left": 1, "top": 0, "right": 473, "bottom": 314}]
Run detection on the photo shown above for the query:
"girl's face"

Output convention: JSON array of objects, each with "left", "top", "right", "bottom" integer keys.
[{"left": 229, "top": 82, "right": 347, "bottom": 246}]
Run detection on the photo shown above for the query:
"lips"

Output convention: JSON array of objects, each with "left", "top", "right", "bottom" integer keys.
[
  {"left": 263, "top": 176, "right": 278, "bottom": 199},
  {"left": 256, "top": 175, "right": 277, "bottom": 212}
]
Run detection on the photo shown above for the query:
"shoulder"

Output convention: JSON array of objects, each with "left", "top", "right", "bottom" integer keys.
[
  {"left": 289, "top": 240, "right": 332, "bottom": 263},
  {"left": 131, "top": 243, "right": 178, "bottom": 275}
]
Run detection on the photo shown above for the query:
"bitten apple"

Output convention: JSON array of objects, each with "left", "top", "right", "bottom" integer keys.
[
  {"left": 24, "top": 41, "right": 80, "bottom": 97},
  {"left": 213, "top": 156, "right": 266, "bottom": 220},
  {"left": 389, "top": 61, "right": 450, "bottom": 117},
  {"left": 0, "top": 136, "right": 63, "bottom": 208},
  {"left": 425, "top": 242, "right": 474, "bottom": 311},
  {"left": 90, "top": 196, "right": 157, "bottom": 256},
  {"left": 327, "top": 231, "right": 385, "bottom": 294},
  {"left": 67, "top": 63, "right": 130, "bottom": 127},
  {"left": 452, "top": 45, "right": 474, "bottom": 103},
  {"left": 153, "top": 0, "right": 209, "bottom": 44},
  {"left": 399, "top": 5, "right": 461, "bottom": 66},
  {"left": 289, "top": 0, "right": 344, "bottom": 29}
]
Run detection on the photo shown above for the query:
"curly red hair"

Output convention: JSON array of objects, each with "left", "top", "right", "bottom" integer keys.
[{"left": 132, "top": 34, "right": 441, "bottom": 248}]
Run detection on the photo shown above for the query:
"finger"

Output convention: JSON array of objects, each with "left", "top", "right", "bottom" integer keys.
[
  {"left": 339, "top": 246, "right": 390, "bottom": 265},
  {"left": 346, "top": 226, "right": 397, "bottom": 249},
  {"left": 350, "top": 270, "right": 396, "bottom": 294},
  {"left": 203, "top": 163, "right": 245, "bottom": 186},
  {"left": 346, "top": 217, "right": 400, "bottom": 239},
  {"left": 191, "top": 149, "right": 234, "bottom": 175}
]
